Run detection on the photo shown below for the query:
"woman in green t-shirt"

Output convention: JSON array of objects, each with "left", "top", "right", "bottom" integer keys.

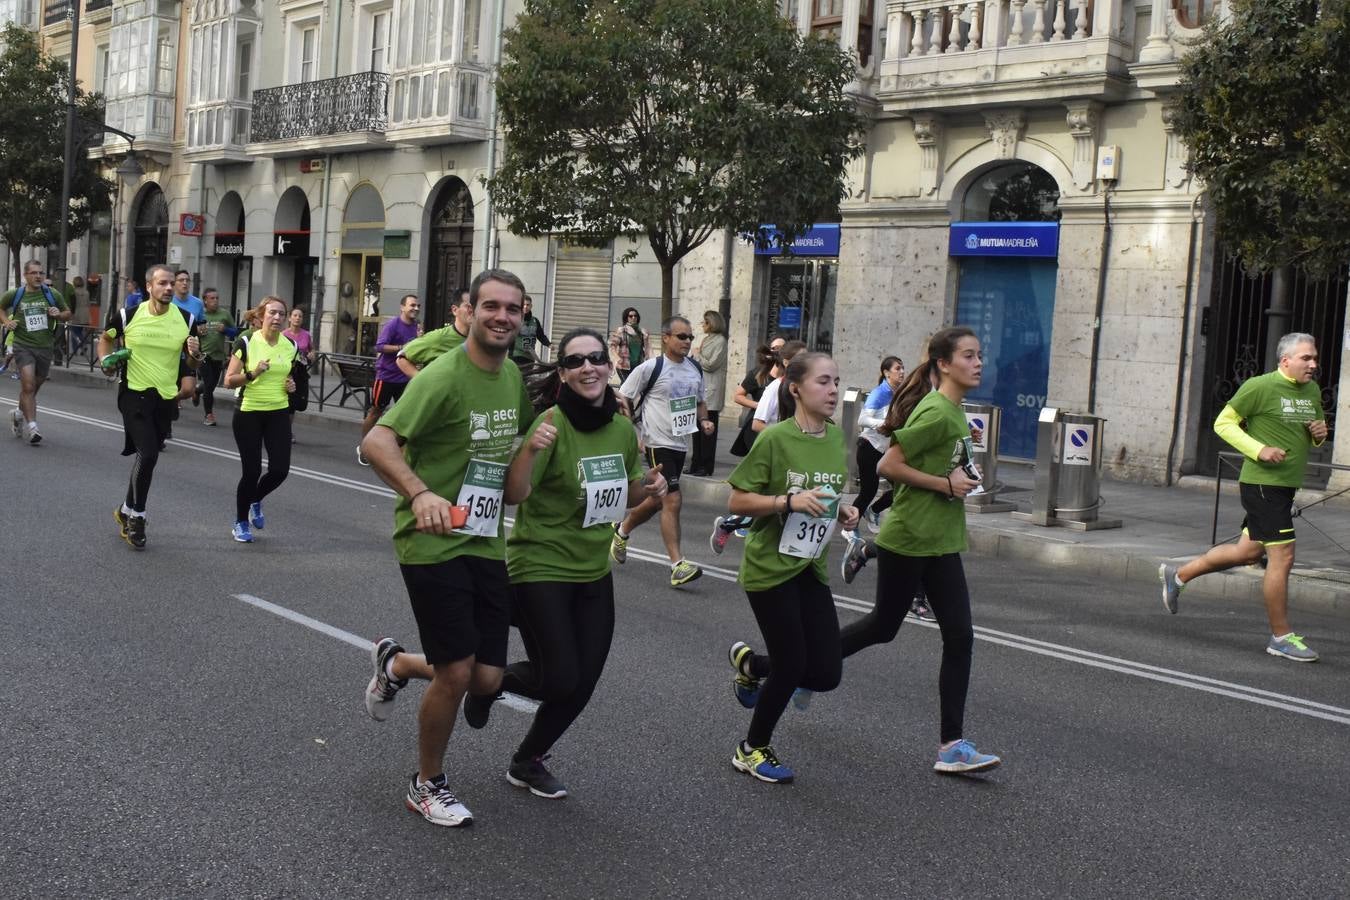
[
  {"left": 723, "top": 352, "right": 860, "bottom": 784},
  {"left": 224, "top": 296, "right": 298, "bottom": 543},
  {"left": 472, "top": 327, "right": 666, "bottom": 799},
  {"left": 841, "top": 326, "right": 1001, "bottom": 775}
]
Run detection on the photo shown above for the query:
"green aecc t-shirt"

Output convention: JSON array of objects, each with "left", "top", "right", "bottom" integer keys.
[
  {"left": 727, "top": 419, "right": 848, "bottom": 592},
  {"left": 379, "top": 348, "right": 533, "bottom": 564},
  {"left": 875, "top": 390, "right": 969, "bottom": 558},
  {"left": 400, "top": 324, "right": 466, "bottom": 368},
  {"left": 507, "top": 409, "right": 641, "bottom": 584},
  {"left": 1226, "top": 370, "right": 1325, "bottom": 488},
  {"left": 3, "top": 286, "right": 67, "bottom": 350},
  {"left": 199, "top": 309, "right": 234, "bottom": 360}
]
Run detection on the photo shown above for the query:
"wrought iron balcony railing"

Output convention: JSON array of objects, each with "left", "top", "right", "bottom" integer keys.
[{"left": 251, "top": 71, "right": 389, "bottom": 143}]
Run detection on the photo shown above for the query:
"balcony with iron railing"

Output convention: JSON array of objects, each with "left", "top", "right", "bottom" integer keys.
[
  {"left": 249, "top": 71, "right": 390, "bottom": 156},
  {"left": 874, "top": 0, "right": 1135, "bottom": 112},
  {"left": 385, "top": 61, "right": 492, "bottom": 145},
  {"left": 184, "top": 98, "right": 252, "bottom": 164}
]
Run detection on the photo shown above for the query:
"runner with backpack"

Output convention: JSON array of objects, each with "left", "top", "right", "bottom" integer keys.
[{"left": 0, "top": 259, "right": 72, "bottom": 444}]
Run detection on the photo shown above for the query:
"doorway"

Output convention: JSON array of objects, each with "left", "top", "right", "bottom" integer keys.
[
  {"left": 131, "top": 185, "right": 168, "bottom": 284},
  {"left": 425, "top": 179, "right": 474, "bottom": 330},
  {"left": 765, "top": 258, "right": 836, "bottom": 354}
]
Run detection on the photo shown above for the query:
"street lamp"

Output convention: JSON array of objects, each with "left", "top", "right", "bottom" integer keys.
[{"left": 105, "top": 130, "right": 144, "bottom": 311}]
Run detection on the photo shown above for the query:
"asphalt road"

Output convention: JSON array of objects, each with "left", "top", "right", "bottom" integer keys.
[{"left": 3, "top": 377, "right": 1348, "bottom": 898}]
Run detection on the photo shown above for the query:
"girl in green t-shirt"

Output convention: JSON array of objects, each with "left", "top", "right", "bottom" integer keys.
[
  {"left": 480, "top": 327, "right": 666, "bottom": 799},
  {"left": 840, "top": 326, "right": 1002, "bottom": 775},
  {"left": 724, "top": 352, "right": 860, "bottom": 784},
  {"left": 224, "top": 296, "right": 299, "bottom": 543}
]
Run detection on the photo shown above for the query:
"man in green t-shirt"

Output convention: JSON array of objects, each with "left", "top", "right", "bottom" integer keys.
[
  {"left": 359, "top": 268, "right": 532, "bottom": 828},
  {"left": 193, "top": 288, "right": 235, "bottom": 425},
  {"left": 1160, "top": 333, "right": 1328, "bottom": 662},
  {"left": 395, "top": 287, "right": 471, "bottom": 378},
  {"left": 1, "top": 259, "right": 72, "bottom": 444}
]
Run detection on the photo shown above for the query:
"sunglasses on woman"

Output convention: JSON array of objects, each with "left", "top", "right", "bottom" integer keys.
[{"left": 559, "top": 350, "right": 611, "bottom": 369}]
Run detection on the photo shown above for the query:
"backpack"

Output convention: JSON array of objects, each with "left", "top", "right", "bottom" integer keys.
[
  {"left": 9, "top": 284, "right": 60, "bottom": 331},
  {"left": 630, "top": 355, "right": 703, "bottom": 426},
  {"left": 111, "top": 303, "right": 195, "bottom": 386}
]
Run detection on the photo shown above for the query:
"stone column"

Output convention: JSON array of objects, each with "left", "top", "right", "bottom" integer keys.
[
  {"left": 913, "top": 113, "right": 945, "bottom": 197},
  {"left": 1139, "top": 0, "right": 1174, "bottom": 62},
  {"left": 1065, "top": 100, "right": 1102, "bottom": 193}
]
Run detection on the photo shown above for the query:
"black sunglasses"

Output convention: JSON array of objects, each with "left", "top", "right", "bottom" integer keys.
[
  {"left": 668, "top": 332, "right": 695, "bottom": 341},
  {"left": 559, "top": 350, "right": 611, "bottom": 369}
]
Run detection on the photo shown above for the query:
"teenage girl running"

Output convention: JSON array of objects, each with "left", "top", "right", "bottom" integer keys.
[
  {"left": 852, "top": 355, "right": 904, "bottom": 532},
  {"left": 723, "top": 352, "right": 859, "bottom": 784},
  {"left": 838, "top": 325, "right": 1001, "bottom": 774}
]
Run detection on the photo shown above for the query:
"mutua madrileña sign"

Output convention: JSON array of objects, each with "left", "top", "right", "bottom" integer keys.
[
  {"left": 751, "top": 223, "right": 841, "bottom": 257},
  {"left": 948, "top": 222, "right": 1059, "bottom": 258}
]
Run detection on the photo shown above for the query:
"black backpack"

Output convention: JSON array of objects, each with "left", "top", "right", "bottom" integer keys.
[{"left": 630, "top": 355, "right": 702, "bottom": 425}]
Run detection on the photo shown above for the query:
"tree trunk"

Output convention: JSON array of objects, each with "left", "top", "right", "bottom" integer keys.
[{"left": 659, "top": 259, "right": 675, "bottom": 326}]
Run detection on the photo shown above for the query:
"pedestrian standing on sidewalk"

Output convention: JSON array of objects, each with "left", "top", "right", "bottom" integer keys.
[
  {"left": 724, "top": 351, "right": 858, "bottom": 784},
  {"left": 611, "top": 316, "right": 715, "bottom": 588},
  {"left": 194, "top": 289, "right": 235, "bottom": 426},
  {"left": 689, "top": 310, "right": 728, "bottom": 477},
  {"left": 359, "top": 268, "right": 533, "bottom": 828},
  {"left": 97, "top": 264, "right": 201, "bottom": 550},
  {"left": 836, "top": 326, "right": 1002, "bottom": 774},
  {"left": 1160, "top": 333, "right": 1328, "bottom": 662},
  {"left": 488, "top": 327, "right": 664, "bottom": 797},
  {"left": 853, "top": 356, "right": 905, "bottom": 533},
  {"left": 224, "top": 297, "right": 299, "bottom": 543},
  {"left": 608, "top": 307, "right": 649, "bottom": 385}
]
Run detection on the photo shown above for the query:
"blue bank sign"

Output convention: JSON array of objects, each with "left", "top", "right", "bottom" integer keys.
[
  {"left": 949, "top": 222, "right": 1059, "bottom": 258},
  {"left": 752, "top": 223, "right": 841, "bottom": 257}
]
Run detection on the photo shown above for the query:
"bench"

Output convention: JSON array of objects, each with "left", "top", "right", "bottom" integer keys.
[{"left": 319, "top": 352, "right": 376, "bottom": 412}]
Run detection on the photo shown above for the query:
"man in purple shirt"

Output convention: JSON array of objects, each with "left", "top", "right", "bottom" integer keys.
[{"left": 359, "top": 294, "right": 422, "bottom": 465}]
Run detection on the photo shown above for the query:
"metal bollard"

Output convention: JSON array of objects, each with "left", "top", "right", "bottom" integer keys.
[
  {"left": 841, "top": 386, "right": 865, "bottom": 490},
  {"left": 961, "top": 402, "right": 1016, "bottom": 513},
  {"left": 1012, "top": 408, "right": 1121, "bottom": 531}
]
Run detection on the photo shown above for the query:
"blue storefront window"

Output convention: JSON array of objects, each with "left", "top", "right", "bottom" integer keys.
[{"left": 954, "top": 256, "right": 1058, "bottom": 459}]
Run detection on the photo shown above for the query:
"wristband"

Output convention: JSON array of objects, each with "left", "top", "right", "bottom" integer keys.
[
  {"left": 785, "top": 493, "right": 793, "bottom": 513},
  {"left": 410, "top": 488, "right": 432, "bottom": 503},
  {"left": 945, "top": 474, "right": 954, "bottom": 498},
  {"left": 245, "top": 369, "right": 255, "bottom": 381}
]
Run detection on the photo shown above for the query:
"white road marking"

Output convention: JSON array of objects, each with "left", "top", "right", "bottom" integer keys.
[
  {"left": 232, "top": 593, "right": 539, "bottom": 715},
  {"left": 18, "top": 399, "right": 1347, "bottom": 728}
]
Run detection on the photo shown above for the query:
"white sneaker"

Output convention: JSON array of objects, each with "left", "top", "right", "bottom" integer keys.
[
  {"left": 10, "top": 408, "right": 21, "bottom": 438},
  {"left": 356, "top": 444, "right": 371, "bottom": 467},
  {"left": 26, "top": 421, "right": 41, "bottom": 444},
  {"left": 405, "top": 774, "right": 473, "bottom": 827}
]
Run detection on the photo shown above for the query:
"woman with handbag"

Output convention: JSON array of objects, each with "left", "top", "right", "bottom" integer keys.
[{"left": 608, "top": 307, "right": 649, "bottom": 385}]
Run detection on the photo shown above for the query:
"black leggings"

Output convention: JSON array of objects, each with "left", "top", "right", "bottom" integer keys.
[
  {"left": 853, "top": 439, "right": 893, "bottom": 516},
  {"left": 743, "top": 568, "right": 842, "bottom": 748},
  {"left": 198, "top": 358, "right": 223, "bottom": 415},
  {"left": 840, "top": 549, "right": 974, "bottom": 744},
  {"left": 232, "top": 408, "right": 292, "bottom": 522},
  {"left": 501, "top": 575, "right": 615, "bottom": 762},
  {"left": 118, "top": 387, "right": 174, "bottom": 513}
]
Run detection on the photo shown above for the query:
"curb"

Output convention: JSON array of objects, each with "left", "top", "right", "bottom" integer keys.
[{"left": 677, "top": 472, "right": 1350, "bottom": 617}]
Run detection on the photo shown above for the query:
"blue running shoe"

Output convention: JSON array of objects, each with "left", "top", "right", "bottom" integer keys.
[
  {"left": 232, "top": 521, "right": 254, "bottom": 543},
  {"left": 732, "top": 742, "right": 794, "bottom": 784},
  {"left": 934, "top": 739, "right": 1001, "bottom": 774},
  {"left": 729, "top": 641, "right": 762, "bottom": 709},
  {"left": 250, "top": 501, "right": 265, "bottom": 530}
]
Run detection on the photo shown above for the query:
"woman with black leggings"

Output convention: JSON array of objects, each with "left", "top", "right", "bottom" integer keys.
[
  {"left": 469, "top": 326, "right": 665, "bottom": 799},
  {"left": 224, "top": 296, "right": 297, "bottom": 543},
  {"left": 723, "top": 351, "right": 859, "bottom": 784},
  {"left": 853, "top": 355, "right": 904, "bottom": 530},
  {"left": 840, "top": 326, "right": 1001, "bottom": 774}
]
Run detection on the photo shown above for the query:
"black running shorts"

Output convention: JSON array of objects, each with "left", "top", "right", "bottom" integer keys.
[
  {"left": 645, "top": 446, "right": 686, "bottom": 493},
  {"left": 1239, "top": 482, "right": 1296, "bottom": 545},
  {"left": 400, "top": 555, "right": 512, "bottom": 667},
  {"left": 372, "top": 378, "right": 408, "bottom": 412}
]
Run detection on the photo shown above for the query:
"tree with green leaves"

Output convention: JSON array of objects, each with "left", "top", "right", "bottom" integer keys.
[
  {"left": 488, "top": 0, "right": 867, "bottom": 321},
  {"left": 1172, "top": 0, "right": 1350, "bottom": 276},
  {"left": 0, "top": 24, "right": 112, "bottom": 283}
]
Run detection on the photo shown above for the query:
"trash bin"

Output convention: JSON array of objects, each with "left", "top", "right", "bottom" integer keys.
[
  {"left": 961, "top": 402, "right": 1016, "bottom": 514},
  {"left": 841, "top": 386, "right": 865, "bottom": 490},
  {"left": 1012, "top": 408, "right": 1121, "bottom": 531}
]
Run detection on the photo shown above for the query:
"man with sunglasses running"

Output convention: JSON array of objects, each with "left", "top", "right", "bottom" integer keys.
[{"left": 612, "top": 316, "right": 714, "bottom": 587}]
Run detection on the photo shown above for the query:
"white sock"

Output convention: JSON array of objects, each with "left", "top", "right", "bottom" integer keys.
[
  {"left": 122, "top": 504, "right": 145, "bottom": 519},
  {"left": 671, "top": 559, "right": 685, "bottom": 570},
  {"left": 1272, "top": 632, "right": 1293, "bottom": 641},
  {"left": 384, "top": 658, "right": 399, "bottom": 680},
  {"left": 1174, "top": 574, "right": 1184, "bottom": 588}
]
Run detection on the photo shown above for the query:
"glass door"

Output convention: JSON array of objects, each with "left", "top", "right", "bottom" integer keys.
[{"left": 766, "top": 257, "right": 836, "bottom": 353}]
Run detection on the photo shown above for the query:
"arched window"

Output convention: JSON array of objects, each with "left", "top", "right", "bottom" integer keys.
[
  {"left": 962, "top": 163, "right": 1061, "bottom": 222},
  {"left": 1172, "top": 0, "right": 1212, "bottom": 29}
]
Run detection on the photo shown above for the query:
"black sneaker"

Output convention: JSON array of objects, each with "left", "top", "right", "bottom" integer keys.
[
  {"left": 506, "top": 755, "right": 568, "bottom": 799},
  {"left": 125, "top": 514, "right": 147, "bottom": 551},
  {"left": 191, "top": 388, "right": 201, "bottom": 407},
  {"left": 463, "top": 691, "right": 499, "bottom": 729}
]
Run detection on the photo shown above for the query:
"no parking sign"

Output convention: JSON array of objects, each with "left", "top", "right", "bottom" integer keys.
[{"left": 1062, "top": 423, "right": 1094, "bottom": 466}]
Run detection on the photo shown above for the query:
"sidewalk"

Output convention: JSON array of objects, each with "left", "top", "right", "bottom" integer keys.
[
  {"left": 677, "top": 419, "right": 1350, "bottom": 616},
  {"left": 49, "top": 364, "right": 1349, "bottom": 613}
]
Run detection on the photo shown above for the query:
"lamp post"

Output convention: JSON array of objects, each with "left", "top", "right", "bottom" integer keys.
[
  {"left": 99, "top": 125, "right": 144, "bottom": 311},
  {"left": 54, "top": 0, "right": 82, "bottom": 289}
]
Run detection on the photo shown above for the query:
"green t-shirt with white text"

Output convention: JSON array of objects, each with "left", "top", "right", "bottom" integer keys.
[
  {"left": 401, "top": 324, "right": 466, "bottom": 368},
  {"left": 1227, "top": 370, "right": 1324, "bottom": 488},
  {"left": 727, "top": 419, "right": 848, "bottom": 592},
  {"left": 2, "top": 286, "right": 67, "bottom": 349},
  {"left": 507, "top": 408, "right": 641, "bottom": 584},
  {"left": 379, "top": 348, "right": 533, "bottom": 564},
  {"left": 875, "top": 390, "right": 969, "bottom": 558}
]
